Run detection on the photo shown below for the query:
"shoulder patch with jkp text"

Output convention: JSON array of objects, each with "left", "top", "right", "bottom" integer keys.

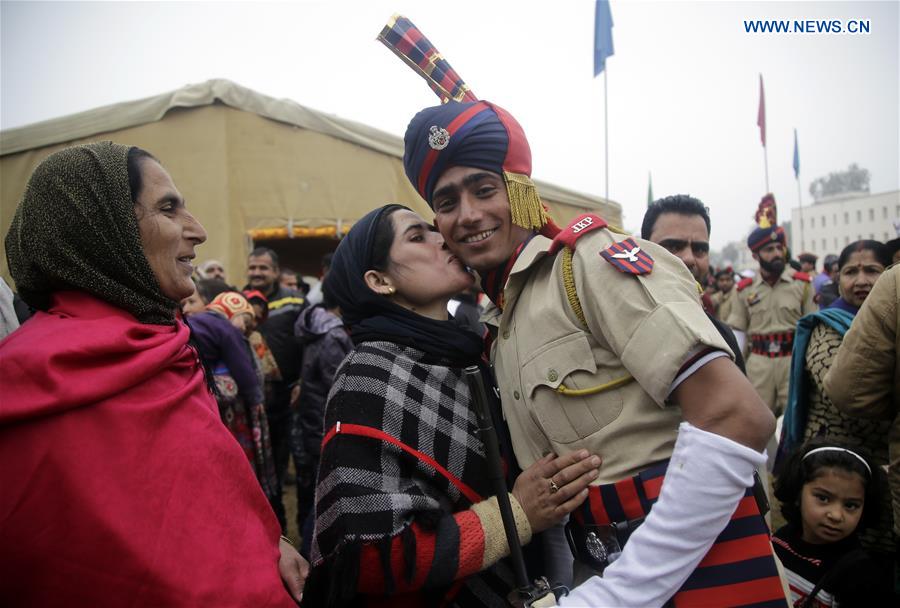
[
  {"left": 549, "top": 213, "right": 608, "bottom": 254},
  {"left": 599, "top": 238, "right": 654, "bottom": 275}
]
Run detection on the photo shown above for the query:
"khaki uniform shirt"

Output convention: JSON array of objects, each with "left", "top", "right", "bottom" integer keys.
[
  {"left": 726, "top": 269, "right": 815, "bottom": 336},
  {"left": 485, "top": 230, "right": 732, "bottom": 484},
  {"left": 712, "top": 288, "right": 736, "bottom": 323}
]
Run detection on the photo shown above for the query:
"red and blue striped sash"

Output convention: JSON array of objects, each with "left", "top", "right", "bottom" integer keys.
[{"left": 573, "top": 461, "right": 787, "bottom": 607}]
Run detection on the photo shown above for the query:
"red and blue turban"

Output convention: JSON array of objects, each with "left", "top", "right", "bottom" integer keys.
[
  {"left": 403, "top": 100, "right": 551, "bottom": 231},
  {"left": 748, "top": 225, "right": 786, "bottom": 252}
]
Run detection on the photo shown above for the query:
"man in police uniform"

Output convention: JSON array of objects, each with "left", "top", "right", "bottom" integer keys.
[
  {"left": 726, "top": 202, "right": 815, "bottom": 417},
  {"left": 712, "top": 266, "right": 737, "bottom": 322},
  {"left": 402, "top": 100, "right": 783, "bottom": 606},
  {"left": 797, "top": 252, "right": 817, "bottom": 275}
]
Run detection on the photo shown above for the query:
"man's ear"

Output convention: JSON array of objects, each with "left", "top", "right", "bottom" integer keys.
[
  {"left": 752, "top": 252, "right": 760, "bottom": 262},
  {"left": 363, "top": 269, "right": 393, "bottom": 295}
]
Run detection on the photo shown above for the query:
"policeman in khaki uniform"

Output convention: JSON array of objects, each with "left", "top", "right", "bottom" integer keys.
[
  {"left": 727, "top": 200, "right": 815, "bottom": 417},
  {"left": 484, "top": 215, "right": 729, "bottom": 483},
  {"left": 712, "top": 266, "right": 737, "bottom": 322},
  {"left": 401, "top": 98, "right": 786, "bottom": 607}
]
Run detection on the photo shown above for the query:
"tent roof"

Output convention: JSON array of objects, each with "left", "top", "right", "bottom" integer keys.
[{"left": 0, "top": 78, "right": 619, "bottom": 215}]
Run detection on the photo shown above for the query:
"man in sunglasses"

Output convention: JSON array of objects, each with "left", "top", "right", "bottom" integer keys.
[{"left": 642, "top": 195, "right": 745, "bottom": 372}]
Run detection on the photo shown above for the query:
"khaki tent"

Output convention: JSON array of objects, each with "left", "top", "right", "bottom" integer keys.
[{"left": 1, "top": 79, "right": 621, "bottom": 285}]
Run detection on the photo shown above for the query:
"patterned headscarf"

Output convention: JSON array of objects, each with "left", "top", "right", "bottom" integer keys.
[
  {"left": 4, "top": 142, "right": 176, "bottom": 325},
  {"left": 207, "top": 291, "right": 254, "bottom": 320},
  {"left": 403, "top": 100, "right": 552, "bottom": 232}
]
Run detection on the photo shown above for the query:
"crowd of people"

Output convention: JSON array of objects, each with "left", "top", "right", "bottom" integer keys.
[{"left": 1, "top": 94, "right": 897, "bottom": 608}]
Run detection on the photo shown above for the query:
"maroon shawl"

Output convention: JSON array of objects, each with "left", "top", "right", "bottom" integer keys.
[{"left": 0, "top": 291, "right": 294, "bottom": 607}]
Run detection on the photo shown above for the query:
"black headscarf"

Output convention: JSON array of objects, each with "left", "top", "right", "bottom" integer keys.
[
  {"left": 324, "top": 205, "right": 483, "bottom": 366},
  {"left": 5, "top": 141, "right": 177, "bottom": 325}
]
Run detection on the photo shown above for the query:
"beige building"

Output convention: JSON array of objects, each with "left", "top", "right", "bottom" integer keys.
[
  {"left": 790, "top": 190, "right": 900, "bottom": 257},
  {"left": 1, "top": 79, "right": 622, "bottom": 286}
]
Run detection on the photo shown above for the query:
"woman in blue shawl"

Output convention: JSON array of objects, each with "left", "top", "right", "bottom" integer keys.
[{"left": 779, "top": 239, "right": 893, "bottom": 556}]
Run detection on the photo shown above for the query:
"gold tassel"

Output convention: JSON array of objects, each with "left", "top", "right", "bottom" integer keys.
[{"left": 504, "top": 171, "right": 548, "bottom": 230}]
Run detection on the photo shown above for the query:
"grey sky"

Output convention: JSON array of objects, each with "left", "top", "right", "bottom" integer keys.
[{"left": 2, "top": 0, "right": 898, "bottom": 248}]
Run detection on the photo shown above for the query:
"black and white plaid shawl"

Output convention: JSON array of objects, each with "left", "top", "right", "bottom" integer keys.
[
  {"left": 313, "top": 340, "right": 490, "bottom": 558},
  {"left": 309, "top": 340, "right": 516, "bottom": 606}
]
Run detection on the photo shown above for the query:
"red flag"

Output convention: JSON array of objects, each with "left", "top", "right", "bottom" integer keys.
[{"left": 757, "top": 74, "right": 766, "bottom": 147}]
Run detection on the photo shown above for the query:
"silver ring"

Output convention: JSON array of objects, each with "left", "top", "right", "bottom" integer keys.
[{"left": 548, "top": 478, "right": 560, "bottom": 494}]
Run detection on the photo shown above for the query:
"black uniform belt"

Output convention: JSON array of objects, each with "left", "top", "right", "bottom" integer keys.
[{"left": 750, "top": 331, "right": 794, "bottom": 357}]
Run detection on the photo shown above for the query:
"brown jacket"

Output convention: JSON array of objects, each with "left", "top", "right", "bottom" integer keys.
[{"left": 825, "top": 265, "right": 899, "bottom": 532}]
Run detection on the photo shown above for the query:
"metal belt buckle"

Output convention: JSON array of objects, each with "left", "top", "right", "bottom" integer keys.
[
  {"left": 565, "top": 522, "right": 622, "bottom": 574},
  {"left": 586, "top": 525, "right": 622, "bottom": 568},
  {"left": 767, "top": 340, "right": 780, "bottom": 354}
]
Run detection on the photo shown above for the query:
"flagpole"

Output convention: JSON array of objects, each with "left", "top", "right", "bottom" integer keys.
[
  {"left": 793, "top": 128, "right": 803, "bottom": 250},
  {"left": 796, "top": 176, "right": 804, "bottom": 250},
  {"left": 594, "top": 0, "right": 614, "bottom": 201},
  {"left": 604, "top": 69, "right": 609, "bottom": 201},
  {"left": 757, "top": 74, "right": 768, "bottom": 193}
]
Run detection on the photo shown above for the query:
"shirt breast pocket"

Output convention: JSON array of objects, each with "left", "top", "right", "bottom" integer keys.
[{"left": 520, "top": 332, "right": 625, "bottom": 444}]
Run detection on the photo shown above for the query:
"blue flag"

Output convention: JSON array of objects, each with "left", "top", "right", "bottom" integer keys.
[
  {"left": 594, "top": 0, "right": 615, "bottom": 76},
  {"left": 792, "top": 128, "right": 800, "bottom": 178}
]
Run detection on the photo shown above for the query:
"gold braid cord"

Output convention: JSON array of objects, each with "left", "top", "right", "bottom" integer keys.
[
  {"left": 561, "top": 248, "right": 588, "bottom": 328},
  {"left": 557, "top": 374, "right": 635, "bottom": 396},
  {"left": 559, "top": 247, "right": 635, "bottom": 397}
]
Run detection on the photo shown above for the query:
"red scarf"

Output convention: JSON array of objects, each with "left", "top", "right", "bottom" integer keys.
[{"left": 0, "top": 291, "right": 294, "bottom": 607}]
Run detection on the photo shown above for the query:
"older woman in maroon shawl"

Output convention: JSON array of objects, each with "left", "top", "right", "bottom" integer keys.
[{"left": 0, "top": 143, "right": 305, "bottom": 606}]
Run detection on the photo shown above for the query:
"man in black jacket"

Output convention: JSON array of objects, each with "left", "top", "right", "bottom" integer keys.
[{"left": 244, "top": 246, "right": 307, "bottom": 530}]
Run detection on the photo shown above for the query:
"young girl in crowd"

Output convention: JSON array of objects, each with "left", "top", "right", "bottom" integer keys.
[
  {"left": 778, "top": 240, "right": 893, "bottom": 557},
  {"left": 773, "top": 438, "right": 891, "bottom": 606}
]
